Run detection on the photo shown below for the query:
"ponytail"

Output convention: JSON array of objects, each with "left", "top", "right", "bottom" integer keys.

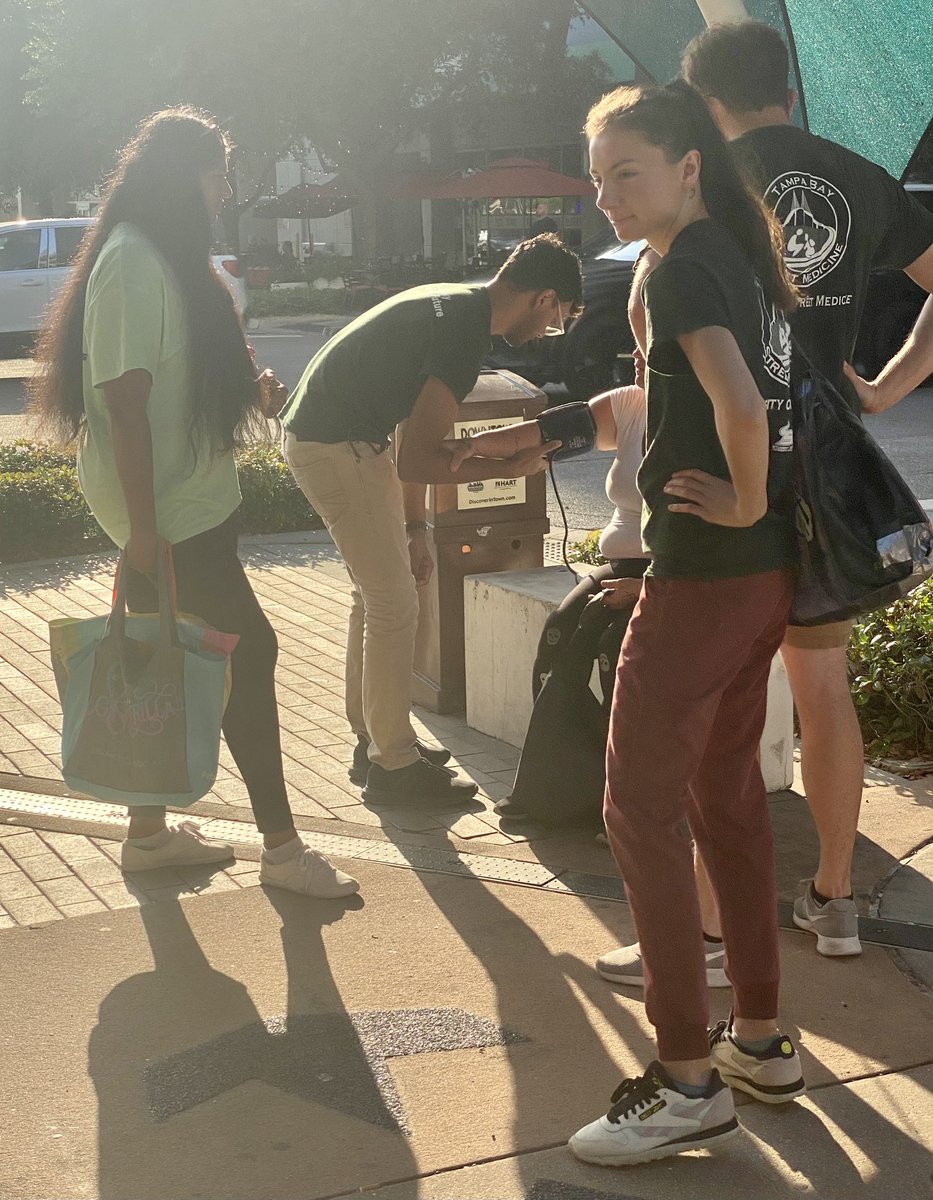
[{"left": 586, "top": 81, "right": 798, "bottom": 313}]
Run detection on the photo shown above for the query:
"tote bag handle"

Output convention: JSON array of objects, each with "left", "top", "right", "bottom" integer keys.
[{"left": 108, "top": 540, "right": 180, "bottom": 650}]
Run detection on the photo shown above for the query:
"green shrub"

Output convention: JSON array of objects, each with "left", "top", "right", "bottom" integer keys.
[
  {"left": 245, "top": 287, "right": 356, "bottom": 319},
  {"left": 0, "top": 463, "right": 109, "bottom": 560},
  {"left": 849, "top": 581, "right": 933, "bottom": 761},
  {"left": 0, "top": 438, "right": 322, "bottom": 564},
  {"left": 568, "top": 530, "right": 606, "bottom": 566},
  {"left": 567, "top": 525, "right": 933, "bottom": 763},
  {"left": 0, "top": 441, "right": 77, "bottom": 473},
  {"left": 301, "top": 251, "right": 357, "bottom": 281},
  {"left": 235, "top": 443, "right": 323, "bottom": 534}
]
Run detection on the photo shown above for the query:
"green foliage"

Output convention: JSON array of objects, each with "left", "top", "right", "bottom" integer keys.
[
  {"left": 568, "top": 530, "right": 606, "bottom": 566},
  {"left": 567, "top": 524, "right": 933, "bottom": 762},
  {"left": 245, "top": 288, "right": 356, "bottom": 319},
  {"left": 0, "top": 461, "right": 109, "bottom": 561},
  {"left": 302, "top": 252, "right": 356, "bottom": 282},
  {"left": 0, "top": 441, "right": 77, "bottom": 473},
  {"left": 0, "top": 439, "right": 322, "bottom": 564},
  {"left": 234, "top": 443, "right": 323, "bottom": 534},
  {"left": 2, "top": 1, "right": 603, "bottom": 258},
  {"left": 848, "top": 582, "right": 933, "bottom": 761}
]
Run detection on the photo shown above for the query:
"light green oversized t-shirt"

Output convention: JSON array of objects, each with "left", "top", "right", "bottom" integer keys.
[{"left": 78, "top": 222, "right": 240, "bottom": 548}]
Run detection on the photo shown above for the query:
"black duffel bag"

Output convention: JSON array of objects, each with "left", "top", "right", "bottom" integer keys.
[{"left": 790, "top": 366, "right": 933, "bottom": 626}]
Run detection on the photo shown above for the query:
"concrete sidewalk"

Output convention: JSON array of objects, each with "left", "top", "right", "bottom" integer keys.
[{"left": 0, "top": 535, "right": 931, "bottom": 1200}]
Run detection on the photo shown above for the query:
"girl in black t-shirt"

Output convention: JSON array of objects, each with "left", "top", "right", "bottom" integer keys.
[{"left": 569, "top": 83, "right": 805, "bottom": 1169}]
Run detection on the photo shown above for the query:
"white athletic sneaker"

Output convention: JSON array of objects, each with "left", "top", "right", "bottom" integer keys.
[
  {"left": 569, "top": 1062, "right": 740, "bottom": 1166},
  {"left": 709, "top": 1012, "right": 806, "bottom": 1104},
  {"left": 259, "top": 842, "right": 360, "bottom": 899},
  {"left": 596, "top": 938, "right": 730, "bottom": 988},
  {"left": 121, "top": 820, "right": 235, "bottom": 873},
  {"left": 793, "top": 881, "right": 862, "bottom": 956}
]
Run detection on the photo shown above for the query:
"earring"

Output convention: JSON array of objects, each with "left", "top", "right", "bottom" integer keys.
[{"left": 688, "top": 187, "right": 696, "bottom": 200}]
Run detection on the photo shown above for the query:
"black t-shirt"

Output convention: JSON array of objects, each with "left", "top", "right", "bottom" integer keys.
[
  {"left": 282, "top": 284, "right": 492, "bottom": 443},
  {"left": 640, "top": 219, "right": 796, "bottom": 580},
  {"left": 734, "top": 125, "right": 933, "bottom": 409}
]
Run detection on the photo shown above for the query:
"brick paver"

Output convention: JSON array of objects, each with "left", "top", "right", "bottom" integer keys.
[
  {"left": 0, "top": 539, "right": 522, "bottom": 844},
  {"left": 0, "top": 826, "right": 265, "bottom": 927}
]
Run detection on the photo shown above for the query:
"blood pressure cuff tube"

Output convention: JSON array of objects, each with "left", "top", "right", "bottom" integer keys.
[{"left": 536, "top": 402, "right": 597, "bottom": 460}]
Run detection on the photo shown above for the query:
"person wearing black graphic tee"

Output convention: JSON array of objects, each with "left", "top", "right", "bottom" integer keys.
[
  {"left": 639, "top": 219, "right": 796, "bottom": 579},
  {"left": 569, "top": 83, "right": 805, "bottom": 1171},
  {"left": 677, "top": 20, "right": 933, "bottom": 959}
]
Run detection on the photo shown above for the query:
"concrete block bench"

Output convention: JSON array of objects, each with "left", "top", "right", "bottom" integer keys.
[{"left": 464, "top": 566, "right": 794, "bottom": 793}]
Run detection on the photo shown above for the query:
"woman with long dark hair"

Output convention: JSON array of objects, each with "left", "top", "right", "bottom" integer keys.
[
  {"left": 568, "top": 82, "right": 803, "bottom": 1168},
  {"left": 31, "top": 106, "right": 358, "bottom": 898}
]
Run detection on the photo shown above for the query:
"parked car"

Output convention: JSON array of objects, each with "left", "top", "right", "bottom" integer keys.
[
  {"left": 0, "top": 217, "right": 247, "bottom": 353},
  {"left": 483, "top": 229, "right": 645, "bottom": 401},
  {"left": 0, "top": 218, "right": 87, "bottom": 350},
  {"left": 211, "top": 248, "right": 249, "bottom": 317}
]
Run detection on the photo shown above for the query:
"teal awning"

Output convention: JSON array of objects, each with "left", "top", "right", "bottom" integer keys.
[{"left": 580, "top": 1, "right": 933, "bottom": 180}]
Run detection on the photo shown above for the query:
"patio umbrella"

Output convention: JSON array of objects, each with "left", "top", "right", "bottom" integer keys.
[
  {"left": 251, "top": 180, "right": 355, "bottom": 221},
  {"left": 412, "top": 158, "right": 595, "bottom": 201},
  {"left": 580, "top": 0, "right": 932, "bottom": 180}
]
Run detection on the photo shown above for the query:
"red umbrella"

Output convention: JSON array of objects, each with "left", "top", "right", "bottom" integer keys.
[{"left": 401, "top": 158, "right": 595, "bottom": 200}]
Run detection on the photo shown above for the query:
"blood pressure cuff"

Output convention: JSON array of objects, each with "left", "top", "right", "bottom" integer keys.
[{"left": 536, "top": 402, "right": 597, "bottom": 460}]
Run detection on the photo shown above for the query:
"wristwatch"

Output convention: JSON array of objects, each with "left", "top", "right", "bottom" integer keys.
[{"left": 405, "top": 520, "right": 428, "bottom": 533}]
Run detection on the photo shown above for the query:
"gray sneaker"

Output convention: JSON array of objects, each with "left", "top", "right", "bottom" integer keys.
[
  {"left": 597, "top": 938, "right": 731, "bottom": 988},
  {"left": 709, "top": 1013, "right": 805, "bottom": 1104},
  {"left": 793, "top": 882, "right": 862, "bottom": 956}
]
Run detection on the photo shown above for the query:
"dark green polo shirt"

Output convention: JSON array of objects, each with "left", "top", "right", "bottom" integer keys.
[{"left": 281, "top": 284, "right": 492, "bottom": 444}]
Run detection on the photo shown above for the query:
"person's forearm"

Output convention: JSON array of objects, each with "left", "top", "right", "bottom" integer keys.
[
  {"left": 109, "top": 409, "right": 157, "bottom": 540},
  {"left": 681, "top": 327, "right": 769, "bottom": 523},
  {"left": 401, "top": 480, "right": 427, "bottom": 524},
  {"left": 399, "top": 450, "right": 535, "bottom": 486},
  {"left": 455, "top": 420, "right": 542, "bottom": 460},
  {"left": 714, "top": 403, "right": 769, "bottom": 522},
  {"left": 873, "top": 294, "right": 933, "bottom": 404}
]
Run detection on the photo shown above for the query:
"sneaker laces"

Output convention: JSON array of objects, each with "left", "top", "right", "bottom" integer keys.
[
  {"left": 294, "top": 845, "right": 336, "bottom": 877},
  {"left": 708, "top": 1019, "right": 730, "bottom": 1048},
  {"left": 175, "top": 820, "right": 212, "bottom": 843},
  {"left": 606, "top": 1068, "right": 663, "bottom": 1123}
]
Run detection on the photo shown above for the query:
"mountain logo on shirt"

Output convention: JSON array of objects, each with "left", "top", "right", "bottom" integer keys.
[
  {"left": 763, "top": 172, "right": 851, "bottom": 287},
  {"left": 757, "top": 282, "right": 791, "bottom": 387}
]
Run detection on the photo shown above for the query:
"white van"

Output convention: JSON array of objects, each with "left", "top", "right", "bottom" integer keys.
[{"left": 0, "top": 217, "right": 247, "bottom": 343}]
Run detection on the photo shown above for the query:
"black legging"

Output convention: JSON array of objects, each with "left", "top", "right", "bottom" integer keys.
[
  {"left": 125, "top": 512, "right": 294, "bottom": 835},
  {"left": 531, "top": 558, "right": 648, "bottom": 711}
]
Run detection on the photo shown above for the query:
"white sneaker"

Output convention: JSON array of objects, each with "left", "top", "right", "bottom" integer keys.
[
  {"left": 569, "top": 1062, "right": 740, "bottom": 1166},
  {"left": 597, "top": 938, "right": 730, "bottom": 988},
  {"left": 259, "top": 842, "right": 360, "bottom": 899},
  {"left": 121, "top": 820, "right": 235, "bottom": 872},
  {"left": 709, "top": 1013, "right": 806, "bottom": 1104}
]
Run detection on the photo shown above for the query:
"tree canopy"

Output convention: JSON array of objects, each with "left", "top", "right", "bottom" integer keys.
[{"left": 0, "top": 0, "right": 610, "bottom": 255}]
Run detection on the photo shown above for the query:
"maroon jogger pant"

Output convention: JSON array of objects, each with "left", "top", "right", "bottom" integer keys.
[{"left": 604, "top": 568, "right": 794, "bottom": 1060}]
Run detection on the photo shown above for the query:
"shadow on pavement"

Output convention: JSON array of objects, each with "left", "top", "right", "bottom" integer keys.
[{"left": 89, "top": 887, "right": 418, "bottom": 1200}]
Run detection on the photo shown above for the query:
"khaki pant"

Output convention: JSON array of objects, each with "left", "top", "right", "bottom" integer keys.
[{"left": 284, "top": 434, "right": 419, "bottom": 771}]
